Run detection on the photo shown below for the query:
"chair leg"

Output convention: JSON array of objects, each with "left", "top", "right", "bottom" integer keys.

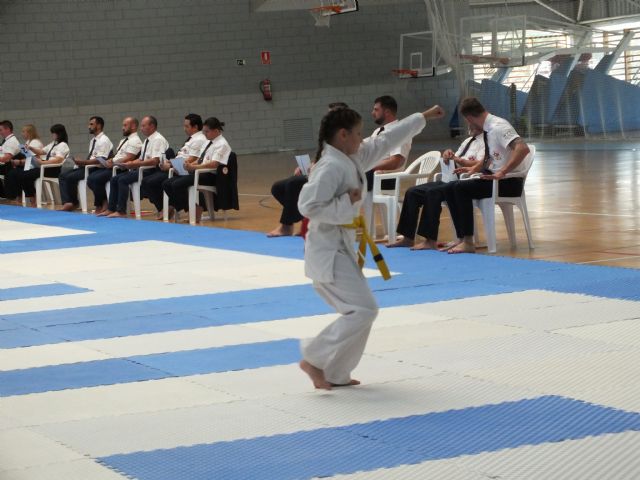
[
  {"left": 500, "top": 204, "right": 517, "bottom": 248},
  {"left": 386, "top": 200, "right": 397, "bottom": 244},
  {"left": 203, "top": 192, "right": 215, "bottom": 221},
  {"left": 78, "top": 180, "right": 88, "bottom": 214},
  {"left": 162, "top": 192, "right": 169, "bottom": 222},
  {"left": 478, "top": 202, "right": 496, "bottom": 253},
  {"left": 519, "top": 196, "right": 535, "bottom": 249},
  {"left": 131, "top": 183, "right": 142, "bottom": 219},
  {"left": 35, "top": 179, "right": 43, "bottom": 208},
  {"left": 188, "top": 186, "right": 197, "bottom": 226}
]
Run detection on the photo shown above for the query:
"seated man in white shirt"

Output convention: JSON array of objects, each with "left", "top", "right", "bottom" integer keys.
[
  {"left": 444, "top": 97, "right": 530, "bottom": 254},
  {"left": 0, "top": 120, "right": 21, "bottom": 199},
  {"left": 388, "top": 125, "right": 485, "bottom": 250},
  {"left": 162, "top": 116, "right": 231, "bottom": 223},
  {"left": 59, "top": 116, "right": 113, "bottom": 212},
  {"left": 101, "top": 115, "right": 168, "bottom": 218},
  {"left": 141, "top": 113, "right": 206, "bottom": 219},
  {"left": 87, "top": 117, "right": 143, "bottom": 215}
]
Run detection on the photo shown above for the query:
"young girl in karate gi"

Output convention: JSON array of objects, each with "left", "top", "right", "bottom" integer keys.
[{"left": 298, "top": 104, "right": 444, "bottom": 390}]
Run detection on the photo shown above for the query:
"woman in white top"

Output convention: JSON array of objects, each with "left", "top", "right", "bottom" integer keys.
[
  {"left": 297, "top": 104, "right": 444, "bottom": 390},
  {"left": 20, "top": 124, "right": 70, "bottom": 206},
  {"left": 4, "top": 124, "right": 44, "bottom": 203},
  {"left": 162, "top": 117, "right": 231, "bottom": 223}
]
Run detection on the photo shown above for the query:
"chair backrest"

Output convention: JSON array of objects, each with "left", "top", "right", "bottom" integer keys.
[
  {"left": 415, "top": 150, "right": 441, "bottom": 185},
  {"left": 519, "top": 144, "right": 535, "bottom": 179}
]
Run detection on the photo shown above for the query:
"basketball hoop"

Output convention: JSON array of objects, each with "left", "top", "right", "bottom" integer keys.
[
  {"left": 392, "top": 68, "right": 419, "bottom": 78},
  {"left": 309, "top": 5, "right": 342, "bottom": 27}
]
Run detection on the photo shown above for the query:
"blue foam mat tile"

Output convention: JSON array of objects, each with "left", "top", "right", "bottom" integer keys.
[
  {"left": 98, "top": 395, "right": 640, "bottom": 480},
  {"left": 0, "top": 283, "right": 91, "bottom": 301},
  {"left": 99, "top": 426, "right": 424, "bottom": 480},
  {"left": 129, "top": 338, "right": 300, "bottom": 376},
  {"left": 0, "top": 326, "right": 64, "bottom": 349},
  {"left": 554, "top": 276, "right": 640, "bottom": 301},
  {"left": 0, "top": 318, "right": 19, "bottom": 331},
  {"left": 0, "top": 358, "right": 170, "bottom": 397}
]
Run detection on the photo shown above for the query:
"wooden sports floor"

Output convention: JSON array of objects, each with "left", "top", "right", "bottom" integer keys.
[{"left": 12, "top": 138, "right": 640, "bottom": 269}]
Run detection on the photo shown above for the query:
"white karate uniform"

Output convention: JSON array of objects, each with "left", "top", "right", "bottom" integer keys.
[{"left": 297, "top": 112, "right": 427, "bottom": 384}]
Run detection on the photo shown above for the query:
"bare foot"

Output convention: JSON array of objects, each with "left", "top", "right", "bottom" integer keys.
[
  {"left": 330, "top": 379, "right": 361, "bottom": 387},
  {"left": 386, "top": 237, "right": 413, "bottom": 248},
  {"left": 448, "top": 242, "right": 475, "bottom": 254},
  {"left": 96, "top": 210, "right": 113, "bottom": 217},
  {"left": 267, "top": 224, "right": 294, "bottom": 237},
  {"left": 106, "top": 212, "right": 125, "bottom": 218},
  {"left": 437, "top": 239, "right": 462, "bottom": 252},
  {"left": 299, "top": 360, "right": 332, "bottom": 390},
  {"left": 411, "top": 239, "right": 437, "bottom": 251},
  {"left": 155, "top": 210, "right": 164, "bottom": 220},
  {"left": 61, "top": 202, "right": 75, "bottom": 212}
]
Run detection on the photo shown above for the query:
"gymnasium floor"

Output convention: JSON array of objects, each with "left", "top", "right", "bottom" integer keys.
[{"left": 0, "top": 142, "right": 639, "bottom": 479}]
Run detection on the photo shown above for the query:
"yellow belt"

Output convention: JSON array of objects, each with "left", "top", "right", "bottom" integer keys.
[{"left": 341, "top": 215, "right": 391, "bottom": 281}]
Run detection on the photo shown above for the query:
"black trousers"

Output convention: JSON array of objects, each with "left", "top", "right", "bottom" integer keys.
[
  {"left": 3, "top": 165, "right": 23, "bottom": 200},
  {"left": 0, "top": 163, "right": 13, "bottom": 197},
  {"left": 87, "top": 168, "right": 114, "bottom": 207},
  {"left": 271, "top": 175, "right": 307, "bottom": 225},
  {"left": 365, "top": 169, "right": 395, "bottom": 192},
  {"left": 396, "top": 181, "right": 462, "bottom": 241},
  {"left": 108, "top": 168, "right": 157, "bottom": 214},
  {"left": 141, "top": 170, "right": 169, "bottom": 211},
  {"left": 20, "top": 166, "right": 61, "bottom": 197},
  {"left": 163, "top": 172, "right": 215, "bottom": 212},
  {"left": 59, "top": 167, "right": 96, "bottom": 205},
  {"left": 444, "top": 178, "right": 524, "bottom": 237}
]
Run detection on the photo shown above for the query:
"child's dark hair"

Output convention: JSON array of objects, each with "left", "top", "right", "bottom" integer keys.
[{"left": 315, "top": 107, "right": 362, "bottom": 162}]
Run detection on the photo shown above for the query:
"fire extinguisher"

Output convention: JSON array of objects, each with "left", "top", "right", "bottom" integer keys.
[{"left": 260, "top": 79, "right": 272, "bottom": 101}]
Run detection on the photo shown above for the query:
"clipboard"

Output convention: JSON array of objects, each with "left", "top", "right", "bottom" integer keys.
[
  {"left": 170, "top": 157, "right": 189, "bottom": 176},
  {"left": 295, "top": 154, "right": 311, "bottom": 176}
]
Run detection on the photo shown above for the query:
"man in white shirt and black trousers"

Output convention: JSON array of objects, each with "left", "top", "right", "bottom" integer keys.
[
  {"left": 102, "top": 115, "right": 168, "bottom": 218},
  {"left": 444, "top": 97, "right": 530, "bottom": 254},
  {"left": 60, "top": 116, "right": 113, "bottom": 212},
  {"left": 141, "top": 113, "right": 206, "bottom": 220},
  {"left": 88, "top": 117, "right": 143, "bottom": 215},
  {"left": 0, "top": 120, "right": 21, "bottom": 198}
]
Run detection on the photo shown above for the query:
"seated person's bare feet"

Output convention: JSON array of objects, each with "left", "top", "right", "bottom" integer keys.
[
  {"left": 330, "top": 379, "right": 361, "bottom": 387},
  {"left": 411, "top": 239, "right": 438, "bottom": 251},
  {"left": 386, "top": 236, "right": 413, "bottom": 248},
  {"left": 106, "top": 211, "right": 125, "bottom": 218},
  {"left": 267, "top": 224, "right": 294, "bottom": 237},
  {"left": 437, "top": 239, "right": 462, "bottom": 252},
  {"left": 97, "top": 210, "right": 113, "bottom": 217},
  {"left": 299, "top": 360, "right": 332, "bottom": 390},
  {"left": 61, "top": 202, "right": 75, "bottom": 212},
  {"left": 448, "top": 240, "right": 475, "bottom": 254}
]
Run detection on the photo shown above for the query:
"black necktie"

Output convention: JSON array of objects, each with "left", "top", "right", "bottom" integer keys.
[
  {"left": 376, "top": 126, "right": 385, "bottom": 135},
  {"left": 198, "top": 141, "right": 212, "bottom": 164},
  {"left": 46, "top": 142, "right": 57, "bottom": 160},
  {"left": 114, "top": 137, "right": 128, "bottom": 155},
  {"left": 0, "top": 138, "right": 5, "bottom": 147},
  {"left": 86, "top": 138, "right": 96, "bottom": 160},
  {"left": 141, "top": 139, "right": 149, "bottom": 160},
  {"left": 459, "top": 136, "right": 476, "bottom": 157},
  {"left": 481, "top": 131, "right": 491, "bottom": 172}
]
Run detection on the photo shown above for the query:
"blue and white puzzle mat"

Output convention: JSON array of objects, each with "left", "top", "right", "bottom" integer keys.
[{"left": 0, "top": 205, "right": 639, "bottom": 480}]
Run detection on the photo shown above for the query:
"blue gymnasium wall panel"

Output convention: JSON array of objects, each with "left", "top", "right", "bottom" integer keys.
[{"left": 479, "top": 79, "right": 528, "bottom": 122}]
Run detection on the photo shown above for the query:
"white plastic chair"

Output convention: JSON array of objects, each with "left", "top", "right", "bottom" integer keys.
[
  {"left": 472, "top": 145, "right": 536, "bottom": 253},
  {"left": 129, "top": 165, "right": 156, "bottom": 219},
  {"left": 77, "top": 165, "right": 95, "bottom": 214},
  {"left": 368, "top": 150, "right": 441, "bottom": 242},
  {"left": 162, "top": 168, "right": 174, "bottom": 222},
  {"left": 34, "top": 152, "right": 70, "bottom": 208},
  {"left": 188, "top": 168, "right": 217, "bottom": 225}
]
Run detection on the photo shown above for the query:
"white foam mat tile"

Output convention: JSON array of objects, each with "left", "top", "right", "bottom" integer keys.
[
  {"left": 78, "top": 324, "right": 285, "bottom": 358},
  {"left": 364, "top": 319, "right": 524, "bottom": 354},
  {"left": 554, "top": 318, "right": 640, "bottom": 348},
  {"left": 261, "top": 374, "right": 536, "bottom": 428},
  {"left": 248, "top": 307, "right": 453, "bottom": 339},
  {"left": 1, "top": 459, "right": 127, "bottom": 480},
  {"left": 0, "top": 343, "right": 112, "bottom": 371},
  {"left": 0, "top": 220, "right": 92, "bottom": 242},
  {"left": 35, "top": 401, "right": 320, "bottom": 457},
  {"left": 464, "top": 350, "right": 640, "bottom": 412},
  {"left": 0, "top": 273, "right": 54, "bottom": 290},
  {"left": 423, "top": 290, "right": 597, "bottom": 318},
  {"left": 190, "top": 356, "right": 434, "bottom": 401},
  {"left": 0, "top": 428, "right": 83, "bottom": 471},
  {"left": 2, "top": 377, "right": 235, "bottom": 428},
  {"left": 454, "top": 431, "right": 640, "bottom": 480},
  {"left": 378, "top": 331, "right": 630, "bottom": 374},
  {"left": 324, "top": 459, "right": 486, "bottom": 480},
  {"left": 474, "top": 298, "right": 640, "bottom": 331}
]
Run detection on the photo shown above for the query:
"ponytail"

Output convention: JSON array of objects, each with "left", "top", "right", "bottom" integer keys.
[{"left": 315, "top": 107, "right": 362, "bottom": 162}]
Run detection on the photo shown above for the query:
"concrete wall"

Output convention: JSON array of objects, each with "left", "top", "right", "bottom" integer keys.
[{"left": 0, "top": 0, "right": 458, "bottom": 156}]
